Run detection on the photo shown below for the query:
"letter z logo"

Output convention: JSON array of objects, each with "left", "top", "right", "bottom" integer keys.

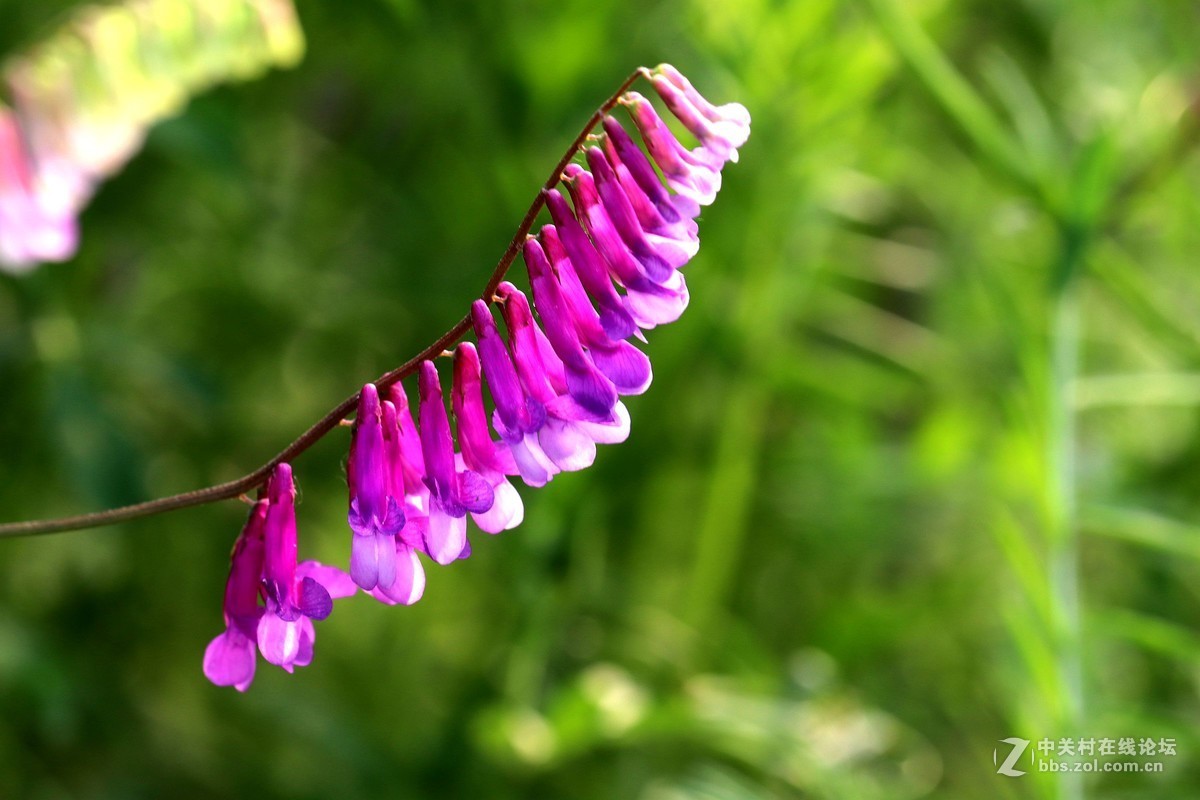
[{"left": 995, "top": 737, "right": 1030, "bottom": 776}]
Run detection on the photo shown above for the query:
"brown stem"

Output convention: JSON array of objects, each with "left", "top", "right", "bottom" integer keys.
[{"left": 0, "top": 68, "right": 644, "bottom": 539}]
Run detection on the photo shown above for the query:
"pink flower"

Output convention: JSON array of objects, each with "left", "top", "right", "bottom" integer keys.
[{"left": 203, "top": 464, "right": 356, "bottom": 690}]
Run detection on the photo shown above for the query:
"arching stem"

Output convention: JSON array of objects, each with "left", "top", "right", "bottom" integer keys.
[{"left": 0, "top": 69, "right": 644, "bottom": 539}]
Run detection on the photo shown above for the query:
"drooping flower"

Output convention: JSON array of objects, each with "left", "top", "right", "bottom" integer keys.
[
  {"left": 472, "top": 299, "right": 559, "bottom": 488},
  {"left": 562, "top": 163, "right": 689, "bottom": 331},
  {"left": 202, "top": 496, "right": 269, "bottom": 691},
  {"left": 584, "top": 144, "right": 692, "bottom": 275},
  {"left": 600, "top": 113, "right": 701, "bottom": 229},
  {"left": 257, "top": 463, "right": 357, "bottom": 671},
  {"left": 204, "top": 464, "right": 355, "bottom": 689},
  {"left": 520, "top": 238, "right": 619, "bottom": 418},
  {"left": 621, "top": 90, "right": 722, "bottom": 208},
  {"left": 544, "top": 187, "right": 639, "bottom": 343},
  {"left": 580, "top": 146, "right": 677, "bottom": 279},
  {"left": 647, "top": 63, "right": 750, "bottom": 164},
  {"left": 452, "top": 343, "right": 524, "bottom": 533},
  {"left": 347, "top": 383, "right": 406, "bottom": 592},
  {"left": 385, "top": 382, "right": 429, "bottom": 511},
  {"left": 349, "top": 386, "right": 432, "bottom": 607},
  {"left": 367, "top": 397, "right": 427, "bottom": 606},
  {"left": 537, "top": 225, "right": 653, "bottom": 395},
  {"left": 418, "top": 360, "right": 495, "bottom": 564},
  {"left": 497, "top": 281, "right": 629, "bottom": 471}
]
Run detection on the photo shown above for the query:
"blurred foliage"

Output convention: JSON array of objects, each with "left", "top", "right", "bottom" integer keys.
[{"left": 3, "top": 0, "right": 1200, "bottom": 798}]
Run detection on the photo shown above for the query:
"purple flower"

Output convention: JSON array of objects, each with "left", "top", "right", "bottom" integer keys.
[
  {"left": 583, "top": 146, "right": 679, "bottom": 278},
  {"left": 203, "top": 465, "right": 356, "bottom": 690},
  {"left": 544, "top": 187, "right": 639, "bottom": 343},
  {"left": 203, "top": 65, "right": 749, "bottom": 691},
  {"left": 452, "top": 343, "right": 525, "bottom": 533},
  {"left": 471, "top": 299, "right": 560, "bottom": 487},
  {"left": 347, "top": 383, "right": 406, "bottom": 592},
  {"left": 497, "top": 281, "right": 630, "bottom": 471},
  {"left": 649, "top": 64, "right": 750, "bottom": 163},
  {"left": 600, "top": 114, "right": 701, "bottom": 228},
  {"left": 537, "top": 226, "right": 653, "bottom": 395},
  {"left": 202, "top": 497, "right": 268, "bottom": 691},
  {"left": 418, "top": 360, "right": 495, "bottom": 563},
  {"left": 522, "top": 236, "right": 620, "bottom": 418},
  {"left": 367, "top": 392, "right": 428, "bottom": 606},
  {"left": 621, "top": 91, "right": 722, "bottom": 207},
  {"left": 385, "top": 382, "right": 429, "bottom": 507},
  {"left": 257, "top": 463, "right": 357, "bottom": 670},
  {"left": 562, "top": 163, "right": 689, "bottom": 331}
]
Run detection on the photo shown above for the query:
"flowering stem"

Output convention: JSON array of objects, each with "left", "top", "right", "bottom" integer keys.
[{"left": 0, "top": 69, "right": 644, "bottom": 539}]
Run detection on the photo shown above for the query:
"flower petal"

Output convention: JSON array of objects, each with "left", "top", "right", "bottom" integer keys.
[
  {"left": 203, "top": 628, "right": 257, "bottom": 691},
  {"left": 296, "top": 561, "right": 358, "bottom": 599},
  {"left": 374, "top": 544, "right": 426, "bottom": 606},
  {"left": 524, "top": 237, "right": 619, "bottom": 418},
  {"left": 589, "top": 340, "right": 652, "bottom": 395},
  {"left": 262, "top": 464, "right": 299, "bottom": 611},
  {"left": 456, "top": 469, "right": 495, "bottom": 514},
  {"left": 424, "top": 504, "right": 468, "bottom": 566},
  {"left": 472, "top": 303, "right": 544, "bottom": 438},
  {"left": 297, "top": 576, "right": 333, "bottom": 621},
  {"left": 649, "top": 72, "right": 745, "bottom": 164},
  {"left": 453, "top": 342, "right": 519, "bottom": 477},
  {"left": 624, "top": 269, "right": 690, "bottom": 329},
  {"left": 349, "top": 530, "right": 379, "bottom": 589},
  {"left": 539, "top": 418, "right": 597, "bottom": 472},
  {"left": 291, "top": 619, "right": 315, "bottom": 669},
  {"left": 576, "top": 401, "right": 632, "bottom": 445},
  {"left": 471, "top": 478, "right": 524, "bottom": 534},
  {"left": 257, "top": 612, "right": 301, "bottom": 667},
  {"left": 564, "top": 164, "right": 671, "bottom": 288}
]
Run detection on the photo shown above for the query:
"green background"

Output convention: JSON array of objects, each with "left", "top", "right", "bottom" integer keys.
[{"left": 2, "top": 0, "right": 1200, "bottom": 797}]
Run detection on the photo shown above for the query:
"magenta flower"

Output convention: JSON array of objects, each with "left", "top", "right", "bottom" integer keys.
[
  {"left": 562, "top": 163, "right": 689, "bottom": 331},
  {"left": 367, "top": 394, "right": 427, "bottom": 606},
  {"left": 601, "top": 114, "right": 702, "bottom": 228},
  {"left": 418, "top": 360, "right": 495, "bottom": 564},
  {"left": 621, "top": 91, "right": 722, "bottom": 207},
  {"left": 202, "top": 497, "right": 269, "bottom": 691},
  {"left": 537, "top": 226, "right": 653, "bottom": 395},
  {"left": 452, "top": 343, "right": 525, "bottom": 533},
  {"left": 498, "top": 281, "right": 629, "bottom": 471},
  {"left": 544, "top": 187, "right": 639, "bottom": 343},
  {"left": 649, "top": 63, "right": 750, "bottom": 163},
  {"left": 583, "top": 146, "right": 678, "bottom": 279},
  {"left": 385, "top": 382, "right": 430, "bottom": 510},
  {"left": 472, "top": 299, "right": 560, "bottom": 487},
  {"left": 347, "top": 383, "right": 406, "bottom": 592},
  {"left": 203, "top": 464, "right": 355, "bottom": 690},
  {"left": 257, "top": 463, "right": 357, "bottom": 670}
]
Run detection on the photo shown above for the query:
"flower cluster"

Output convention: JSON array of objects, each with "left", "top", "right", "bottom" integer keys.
[
  {"left": 203, "top": 64, "right": 749, "bottom": 690},
  {"left": 0, "top": 0, "right": 303, "bottom": 271}
]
